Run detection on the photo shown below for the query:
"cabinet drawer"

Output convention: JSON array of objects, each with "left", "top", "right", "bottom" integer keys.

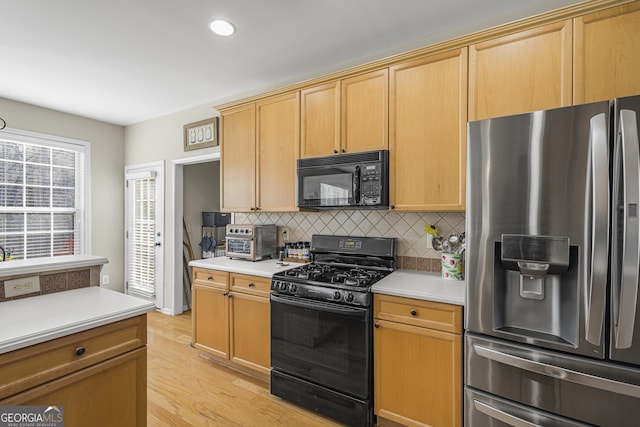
[
  {"left": 374, "top": 294, "right": 462, "bottom": 334},
  {"left": 230, "top": 273, "right": 271, "bottom": 297},
  {"left": 193, "top": 268, "right": 229, "bottom": 289},
  {"left": 0, "top": 314, "right": 146, "bottom": 400}
]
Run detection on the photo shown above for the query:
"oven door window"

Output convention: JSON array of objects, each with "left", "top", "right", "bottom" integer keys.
[
  {"left": 270, "top": 294, "right": 370, "bottom": 399},
  {"left": 299, "top": 166, "right": 357, "bottom": 207},
  {"left": 227, "top": 238, "right": 252, "bottom": 255}
]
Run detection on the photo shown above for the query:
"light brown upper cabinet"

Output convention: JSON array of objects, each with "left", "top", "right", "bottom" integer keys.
[
  {"left": 256, "top": 92, "right": 300, "bottom": 211},
  {"left": 469, "top": 20, "right": 573, "bottom": 121},
  {"left": 300, "top": 82, "right": 340, "bottom": 159},
  {"left": 300, "top": 70, "right": 389, "bottom": 158},
  {"left": 221, "top": 92, "right": 300, "bottom": 212},
  {"left": 341, "top": 69, "right": 389, "bottom": 154},
  {"left": 221, "top": 103, "right": 256, "bottom": 212},
  {"left": 574, "top": 2, "right": 640, "bottom": 104},
  {"left": 389, "top": 49, "right": 468, "bottom": 211}
]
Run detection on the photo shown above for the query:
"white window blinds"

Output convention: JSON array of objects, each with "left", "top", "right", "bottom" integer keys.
[
  {"left": 0, "top": 129, "right": 88, "bottom": 260},
  {"left": 126, "top": 173, "right": 157, "bottom": 298}
]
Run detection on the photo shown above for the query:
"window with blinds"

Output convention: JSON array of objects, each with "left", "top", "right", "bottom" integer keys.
[
  {"left": 0, "top": 130, "right": 88, "bottom": 260},
  {"left": 126, "top": 174, "right": 157, "bottom": 298}
]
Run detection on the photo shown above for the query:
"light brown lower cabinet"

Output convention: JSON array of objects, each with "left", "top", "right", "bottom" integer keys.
[
  {"left": 374, "top": 294, "right": 463, "bottom": 427},
  {"left": 0, "top": 315, "right": 147, "bottom": 427},
  {"left": 192, "top": 268, "right": 271, "bottom": 377}
]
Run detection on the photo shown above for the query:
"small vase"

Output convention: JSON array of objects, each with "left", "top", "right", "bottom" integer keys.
[{"left": 441, "top": 253, "right": 464, "bottom": 280}]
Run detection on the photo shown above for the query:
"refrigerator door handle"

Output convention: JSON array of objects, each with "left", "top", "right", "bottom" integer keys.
[
  {"left": 474, "top": 344, "right": 640, "bottom": 398},
  {"left": 616, "top": 109, "right": 640, "bottom": 349},
  {"left": 473, "top": 400, "right": 539, "bottom": 427},
  {"left": 585, "top": 113, "right": 609, "bottom": 345}
]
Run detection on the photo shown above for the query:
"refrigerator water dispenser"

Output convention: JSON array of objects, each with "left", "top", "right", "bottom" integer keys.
[{"left": 493, "top": 234, "right": 579, "bottom": 346}]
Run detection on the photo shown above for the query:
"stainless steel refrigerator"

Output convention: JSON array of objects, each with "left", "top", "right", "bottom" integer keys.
[{"left": 465, "top": 95, "right": 640, "bottom": 426}]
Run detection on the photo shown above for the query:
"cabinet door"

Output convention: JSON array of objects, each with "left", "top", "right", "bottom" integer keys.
[
  {"left": 221, "top": 103, "right": 256, "bottom": 212},
  {"left": 192, "top": 283, "right": 229, "bottom": 359},
  {"left": 574, "top": 2, "right": 640, "bottom": 104},
  {"left": 229, "top": 292, "right": 270, "bottom": 375},
  {"left": 300, "top": 82, "right": 341, "bottom": 158},
  {"left": 469, "top": 20, "right": 573, "bottom": 121},
  {"left": 341, "top": 69, "right": 389, "bottom": 154},
  {"left": 374, "top": 319, "right": 462, "bottom": 427},
  {"left": 389, "top": 49, "right": 468, "bottom": 211},
  {"left": 1, "top": 348, "right": 146, "bottom": 427},
  {"left": 256, "top": 92, "right": 300, "bottom": 211}
]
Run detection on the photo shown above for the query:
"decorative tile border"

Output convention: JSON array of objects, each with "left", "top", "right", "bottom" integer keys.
[
  {"left": 0, "top": 267, "right": 95, "bottom": 302},
  {"left": 398, "top": 256, "right": 442, "bottom": 273}
]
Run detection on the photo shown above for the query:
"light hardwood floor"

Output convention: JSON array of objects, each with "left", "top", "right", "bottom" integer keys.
[{"left": 147, "top": 310, "right": 343, "bottom": 426}]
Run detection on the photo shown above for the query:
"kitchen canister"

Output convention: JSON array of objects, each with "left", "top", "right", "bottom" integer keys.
[{"left": 441, "top": 252, "right": 464, "bottom": 280}]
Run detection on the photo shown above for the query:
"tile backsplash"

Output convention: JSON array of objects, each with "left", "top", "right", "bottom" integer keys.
[{"left": 234, "top": 210, "right": 465, "bottom": 259}]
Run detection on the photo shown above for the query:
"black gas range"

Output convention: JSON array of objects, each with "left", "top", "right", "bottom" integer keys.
[{"left": 270, "top": 234, "right": 396, "bottom": 427}]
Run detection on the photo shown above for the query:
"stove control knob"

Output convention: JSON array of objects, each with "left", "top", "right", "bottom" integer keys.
[
  {"left": 280, "top": 283, "right": 288, "bottom": 291},
  {"left": 334, "top": 291, "right": 342, "bottom": 300},
  {"left": 346, "top": 293, "right": 354, "bottom": 303},
  {"left": 289, "top": 284, "right": 297, "bottom": 293},
  {"left": 271, "top": 281, "right": 277, "bottom": 290}
]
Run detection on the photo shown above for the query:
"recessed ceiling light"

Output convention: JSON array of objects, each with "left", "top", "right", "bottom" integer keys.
[{"left": 210, "top": 19, "right": 235, "bottom": 36}]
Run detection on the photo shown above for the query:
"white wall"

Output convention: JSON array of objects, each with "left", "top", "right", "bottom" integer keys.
[
  {"left": 0, "top": 97, "right": 125, "bottom": 291},
  {"left": 124, "top": 103, "right": 221, "bottom": 311}
]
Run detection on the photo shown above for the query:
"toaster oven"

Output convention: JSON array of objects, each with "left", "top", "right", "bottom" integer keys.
[{"left": 225, "top": 224, "right": 277, "bottom": 261}]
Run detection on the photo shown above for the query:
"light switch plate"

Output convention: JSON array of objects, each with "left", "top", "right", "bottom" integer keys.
[{"left": 5, "top": 275, "right": 40, "bottom": 298}]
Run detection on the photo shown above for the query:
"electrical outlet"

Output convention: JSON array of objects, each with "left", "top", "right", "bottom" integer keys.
[
  {"left": 277, "top": 227, "right": 290, "bottom": 247},
  {"left": 427, "top": 234, "right": 434, "bottom": 249},
  {"left": 5, "top": 276, "right": 40, "bottom": 298},
  {"left": 102, "top": 275, "right": 110, "bottom": 285}
]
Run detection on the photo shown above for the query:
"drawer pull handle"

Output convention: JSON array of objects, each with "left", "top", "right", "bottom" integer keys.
[
  {"left": 75, "top": 347, "right": 86, "bottom": 356},
  {"left": 207, "top": 276, "right": 213, "bottom": 280},
  {"left": 410, "top": 310, "right": 417, "bottom": 316},
  {"left": 247, "top": 283, "right": 254, "bottom": 287}
]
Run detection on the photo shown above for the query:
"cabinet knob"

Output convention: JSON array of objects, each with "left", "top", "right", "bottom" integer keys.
[
  {"left": 207, "top": 276, "right": 213, "bottom": 280},
  {"left": 390, "top": 205, "right": 395, "bottom": 210},
  {"left": 247, "top": 282, "right": 254, "bottom": 287},
  {"left": 223, "top": 292, "right": 228, "bottom": 296},
  {"left": 374, "top": 323, "right": 380, "bottom": 328},
  {"left": 255, "top": 207, "right": 261, "bottom": 211},
  {"left": 341, "top": 148, "right": 346, "bottom": 153},
  {"left": 333, "top": 149, "right": 338, "bottom": 154},
  {"left": 228, "top": 294, "right": 233, "bottom": 298},
  {"left": 410, "top": 310, "right": 417, "bottom": 316},
  {"left": 250, "top": 207, "right": 256, "bottom": 211},
  {"left": 75, "top": 346, "right": 86, "bottom": 356}
]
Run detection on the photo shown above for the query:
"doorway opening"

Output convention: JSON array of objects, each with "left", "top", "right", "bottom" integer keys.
[{"left": 171, "top": 152, "right": 220, "bottom": 315}]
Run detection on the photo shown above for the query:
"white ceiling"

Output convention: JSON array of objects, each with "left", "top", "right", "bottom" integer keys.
[{"left": 0, "top": 0, "right": 584, "bottom": 127}]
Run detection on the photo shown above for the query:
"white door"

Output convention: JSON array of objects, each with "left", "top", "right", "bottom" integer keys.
[{"left": 124, "top": 161, "right": 164, "bottom": 307}]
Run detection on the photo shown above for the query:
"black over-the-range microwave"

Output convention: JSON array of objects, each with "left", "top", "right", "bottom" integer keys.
[{"left": 297, "top": 149, "right": 389, "bottom": 209}]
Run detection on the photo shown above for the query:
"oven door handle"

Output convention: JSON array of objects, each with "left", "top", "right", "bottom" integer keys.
[{"left": 270, "top": 293, "right": 367, "bottom": 317}]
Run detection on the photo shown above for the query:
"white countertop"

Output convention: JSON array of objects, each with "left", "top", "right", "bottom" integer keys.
[
  {"left": 189, "top": 257, "right": 304, "bottom": 278},
  {"left": 0, "top": 287, "right": 155, "bottom": 354},
  {"left": 371, "top": 270, "right": 465, "bottom": 306},
  {"left": 0, "top": 255, "right": 109, "bottom": 278}
]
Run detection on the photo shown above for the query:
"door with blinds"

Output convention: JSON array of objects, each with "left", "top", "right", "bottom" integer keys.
[{"left": 124, "top": 161, "right": 164, "bottom": 307}]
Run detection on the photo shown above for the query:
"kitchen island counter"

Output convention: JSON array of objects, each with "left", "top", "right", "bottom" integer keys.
[
  {"left": 189, "top": 257, "right": 304, "bottom": 278},
  {"left": 371, "top": 269, "right": 465, "bottom": 306},
  {"left": 0, "top": 286, "right": 155, "bottom": 354}
]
